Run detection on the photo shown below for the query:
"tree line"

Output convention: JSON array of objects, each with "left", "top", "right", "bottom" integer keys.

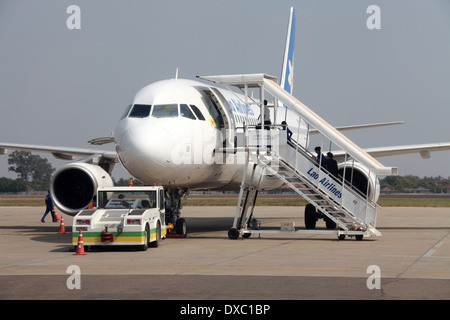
[
  {"left": 1, "top": 151, "right": 449, "bottom": 193},
  {"left": 0, "top": 151, "right": 55, "bottom": 192},
  {"left": 380, "top": 175, "right": 450, "bottom": 193}
]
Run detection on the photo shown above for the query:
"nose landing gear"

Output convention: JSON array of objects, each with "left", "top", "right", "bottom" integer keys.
[{"left": 165, "top": 188, "right": 188, "bottom": 238}]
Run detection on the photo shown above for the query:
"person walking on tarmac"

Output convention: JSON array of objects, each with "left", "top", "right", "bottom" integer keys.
[{"left": 41, "top": 191, "right": 56, "bottom": 223}]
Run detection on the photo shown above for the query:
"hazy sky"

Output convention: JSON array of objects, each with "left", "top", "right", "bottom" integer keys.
[{"left": 0, "top": 0, "right": 449, "bottom": 179}]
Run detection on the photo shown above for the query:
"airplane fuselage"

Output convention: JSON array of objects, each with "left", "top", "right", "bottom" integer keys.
[{"left": 113, "top": 78, "right": 284, "bottom": 191}]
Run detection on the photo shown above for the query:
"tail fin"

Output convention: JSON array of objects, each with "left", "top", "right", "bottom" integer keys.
[
  {"left": 280, "top": 7, "right": 296, "bottom": 95},
  {"left": 279, "top": 8, "right": 307, "bottom": 147}
]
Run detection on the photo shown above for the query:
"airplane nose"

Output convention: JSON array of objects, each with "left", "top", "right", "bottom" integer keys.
[
  {"left": 133, "top": 125, "right": 172, "bottom": 159},
  {"left": 115, "top": 123, "right": 176, "bottom": 182}
]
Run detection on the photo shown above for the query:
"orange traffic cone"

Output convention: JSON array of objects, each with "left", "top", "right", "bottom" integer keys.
[
  {"left": 53, "top": 208, "right": 60, "bottom": 222},
  {"left": 58, "top": 215, "right": 66, "bottom": 234},
  {"left": 74, "top": 229, "right": 87, "bottom": 255}
]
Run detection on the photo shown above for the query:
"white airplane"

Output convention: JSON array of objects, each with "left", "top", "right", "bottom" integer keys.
[{"left": 1, "top": 8, "right": 449, "bottom": 236}]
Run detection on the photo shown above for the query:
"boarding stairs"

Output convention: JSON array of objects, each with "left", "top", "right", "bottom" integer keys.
[
  {"left": 253, "top": 141, "right": 380, "bottom": 238},
  {"left": 199, "top": 73, "right": 397, "bottom": 240}
]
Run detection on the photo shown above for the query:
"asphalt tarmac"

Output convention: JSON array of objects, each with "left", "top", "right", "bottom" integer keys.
[{"left": 0, "top": 206, "right": 449, "bottom": 301}]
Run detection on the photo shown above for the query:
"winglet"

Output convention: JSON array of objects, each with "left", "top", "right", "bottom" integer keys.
[{"left": 280, "top": 7, "right": 296, "bottom": 95}]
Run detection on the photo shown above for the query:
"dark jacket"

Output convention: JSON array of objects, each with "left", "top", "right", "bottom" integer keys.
[
  {"left": 45, "top": 194, "right": 53, "bottom": 209},
  {"left": 327, "top": 158, "right": 339, "bottom": 177}
]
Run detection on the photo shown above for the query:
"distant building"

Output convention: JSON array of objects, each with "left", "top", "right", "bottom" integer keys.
[
  {"left": 380, "top": 186, "right": 395, "bottom": 194},
  {"left": 413, "top": 186, "right": 431, "bottom": 194},
  {"left": 442, "top": 185, "right": 450, "bottom": 194}
]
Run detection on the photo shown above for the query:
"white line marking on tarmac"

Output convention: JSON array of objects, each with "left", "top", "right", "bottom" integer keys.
[{"left": 422, "top": 233, "right": 449, "bottom": 258}]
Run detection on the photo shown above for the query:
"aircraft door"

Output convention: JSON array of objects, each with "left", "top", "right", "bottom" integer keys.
[{"left": 202, "top": 89, "right": 235, "bottom": 150}]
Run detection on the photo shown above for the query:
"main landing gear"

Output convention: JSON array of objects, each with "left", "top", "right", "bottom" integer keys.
[{"left": 304, "top": 204, "right": 364, "bottom": 241}]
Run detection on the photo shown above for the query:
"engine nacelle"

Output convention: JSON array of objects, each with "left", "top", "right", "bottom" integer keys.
[
  {"left": 338, "top": 161, "right": 380, "bottom": 203},
  {"left": 50, "top": 162, "right": 114, "bottom": 216}
]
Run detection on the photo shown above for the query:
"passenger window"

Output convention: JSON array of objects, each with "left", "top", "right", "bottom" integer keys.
[
  {"left": 190, "top": 105, "right": 206, "bottom": 121},
  {"left": 152, "top": 104, "right": 178, "bottom": 118},
  {"left": 128, "top": 104, "right": 151, "bottom": 118},
  {"left": 180, "top": 104, "right": 196, "bottom": 120}
]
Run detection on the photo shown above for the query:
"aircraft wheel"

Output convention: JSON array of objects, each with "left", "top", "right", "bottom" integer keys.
[
  {"left": 176, "top": 218, "right": 187, "bottom": 237},
  {"left": 304, "top": 204, "right": 317, "bottom": 229},
  {"left": 228, "top": 228, "right": 240, "bottom": 240},
  {"left": 325, "top": 217, "right": 336, "bottom": 229}
]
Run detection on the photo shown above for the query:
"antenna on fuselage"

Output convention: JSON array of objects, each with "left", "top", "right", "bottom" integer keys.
[{"left": 175, "top": 68, "right": 179, "bottom": 80}]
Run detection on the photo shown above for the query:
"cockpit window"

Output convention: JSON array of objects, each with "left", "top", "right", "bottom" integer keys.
[
  {"left": 129, "top": 104, "right": 151, "bottom": 118},
  {"left": 152, "top": 104, "right": 178, "bottom": 118},
  {"left": 190, "top": 105, "right": 206, "bottom": 121},
  {"left": 180, "top": 104, "right": 196, "bottom": 120}
]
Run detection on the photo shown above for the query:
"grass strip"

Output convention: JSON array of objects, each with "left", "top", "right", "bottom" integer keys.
[{"left": 1, "top": 195, "right": 449, "bottom": 207}]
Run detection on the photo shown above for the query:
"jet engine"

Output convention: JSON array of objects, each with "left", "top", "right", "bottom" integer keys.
[
  {"left": 338, "top": 161, "right": 380, "bottom": 203},
  {"left": 50, "top": 162, "right": 114, "bottom": 216}
]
